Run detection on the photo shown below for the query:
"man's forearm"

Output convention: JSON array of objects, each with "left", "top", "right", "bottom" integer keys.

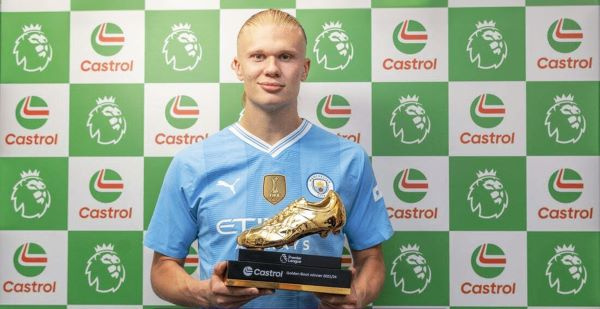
[
  {"left": 351, "top": 245, "right": 386, "bottom": 306},
  {"left": 150, "top": 253, "right": 210, "bottom": 307}
]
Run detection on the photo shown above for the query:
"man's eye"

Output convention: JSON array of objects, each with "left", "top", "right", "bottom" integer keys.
[
  {"left": 252, "top": 54, "right": 265, "bottom": 61},
  {"left": 280, "top": 54, "right": 292, "bottom": 61}
]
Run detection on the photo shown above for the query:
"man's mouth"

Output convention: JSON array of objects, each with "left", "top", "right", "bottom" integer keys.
[{"left": 258, "top": 82, "right": 284, "bottom": 93}]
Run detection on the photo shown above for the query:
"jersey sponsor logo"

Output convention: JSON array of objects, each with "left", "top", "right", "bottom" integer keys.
[
  {"left": 216, "top": 217, "right": 311, "bottom": 251},
  {"left": 314, "top": 21, "right": 354, "bottom": 71},
  {"left": 3, "top": 242, "right": 57, "bottom": 294},
  {"left": 390, "top": 95, "right": 430, "bottom": 144},
  {"left": 217, "top": 178, "right": 240, "bottom": 195},
  {"left": 80, "top": 23, "right": 133, "bottom": 72},
  {"left": 391, "top": 244, "right": 431, "bottom": 294},
  {"left": 89, "top": 168, "right": 124, "bottom": 203},
  {"left": 545, "top": 94, "right": 586, "bottom": 144},
  {"left": 307, "top": 173, "right": 334, "bottom": 199},
  {"left": 460, "top": 93, "right": 515, "bottom": 145},
  {"left": 384, "top": 19, "right": 437, "bottom": 71},
  {"left": 13, "top": 242, "right": 47, "bottom": 277},
  {"left": 11, "top": 169, "right": 51, "bottom": 219},
  {"left": 317, "top": 94, "right": 351, "bottom": 129},
  {"left": 468, "top": 169, "right": 508, "bottom": 219},
  {"left": 263, "top": 174, "right": 286, "bottom": 205},
  {"left": 461, "top": 243, "right": 515, "bottom": 295},
  {"left": 13, "top": 24, "right": 53, "bottom": 72},
  {"left": 162, "top": 23, "right": 202, "bottom": 71},
  {"left": 546, "top": 244, "right": 587, "bottom": 295},
  {"left": 87, "top": 96, "right": 127, "bottom": 145},
  {"left": 393, "top": 168, "right": 428, "bottom": 203},
  {"left": 91, "top": 23, "right": 124, "bottom": 56},
  {"left": 85, "top": 243, "right": 126, "bottom": 293},
  {"left": 4, "top": 96, "right": 58, "bottom": 146},
  {"left": 537, "top": 18, "right": 592, "bottom": 69},
  {"left": 467, "top": 20, "right": 507, "bottom": 70},
  {"left": 184, "top": 246, "right": 199, "bottom": 275}
]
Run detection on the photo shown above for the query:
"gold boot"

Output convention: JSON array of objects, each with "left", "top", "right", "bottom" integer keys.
[{"left": 237, "top": 190, "right": 346, "bottom": 249}]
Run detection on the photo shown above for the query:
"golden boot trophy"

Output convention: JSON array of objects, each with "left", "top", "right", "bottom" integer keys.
[{"left": 226, "top": 190, "right": 352, "bottom": 295}]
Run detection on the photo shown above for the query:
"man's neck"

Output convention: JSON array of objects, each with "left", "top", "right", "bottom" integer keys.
[{"left": 239, "top": 103, "right": 302, "bottom": 146}]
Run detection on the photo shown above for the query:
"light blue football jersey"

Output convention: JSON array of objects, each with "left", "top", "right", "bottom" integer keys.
[{"left": 144, "top": 119, "right": 393, "bottom": 308}]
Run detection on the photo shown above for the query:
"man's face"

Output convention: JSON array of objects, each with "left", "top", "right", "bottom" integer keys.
[{"left": 233, "top": 22, "right": 310, "bottom": 111}]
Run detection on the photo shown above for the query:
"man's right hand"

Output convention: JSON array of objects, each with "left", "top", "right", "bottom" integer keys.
[
  {"left": 150, "top": 252, "right": 273, "bottom": 308},
  {"left": 206, "top": 261, "right": 274, "bottom": 308}
]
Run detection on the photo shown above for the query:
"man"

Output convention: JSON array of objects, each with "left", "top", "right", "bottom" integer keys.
[{"left": 145, "top": 9, "right": 393, "bottom": 308}]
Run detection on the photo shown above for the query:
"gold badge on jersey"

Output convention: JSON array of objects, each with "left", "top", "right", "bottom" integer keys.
[{"left": 263, "top": 174, "right": 286, "bottom": 205}]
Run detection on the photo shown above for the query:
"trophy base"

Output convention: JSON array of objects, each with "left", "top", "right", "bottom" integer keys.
[{"left": 225, "top": 250, "right": 351, "bottom": 295}]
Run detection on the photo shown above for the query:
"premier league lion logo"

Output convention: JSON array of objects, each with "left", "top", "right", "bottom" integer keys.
[
  {"left": 467, "top": 20, "right": 507, "bottom": 69},
  {"left": 313, "top": 21, "right": 353, "bottom": 71},
  {"left": 86, "top": 96, "right": 127, "bottom": 145},
  {"left": 546, "top": 244, "right": 587, "bottom": 295},
  {"left": 545, "top": 94, "right": 586, "bottom": 144},
  {"left": 11, "top": 170, "right": 51, "bottom": 219},
  {"left": 390, "top": 95, "right": 430, "bottom": 144},
  {"left": 85, "top": 243, "right": 126, "bottom": 293},
  {"left": 162, "top": 23, "right": 202, "bottom": 71},
  {"left": 390, "top": 244, "right": 431, "bottom": 294},
  {"left": 13, "top": 24, "right": 53, "bottom": 72},
  {"left": 468, "top": 169, "right": 509, "bottom": 219}
]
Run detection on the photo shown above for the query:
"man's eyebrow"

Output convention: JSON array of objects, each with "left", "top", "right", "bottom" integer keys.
[{"left": 245, "top": 48, "right": 299, "bottom": 55}]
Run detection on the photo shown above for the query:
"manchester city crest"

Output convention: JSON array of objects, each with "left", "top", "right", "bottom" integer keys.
[{"left": 307, "top": 173, "right": 334, "bottom": 198}]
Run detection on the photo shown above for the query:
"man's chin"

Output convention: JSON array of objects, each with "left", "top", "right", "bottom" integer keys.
[{"left": 248, "top": 96, "right": 293, "bottom": 112}]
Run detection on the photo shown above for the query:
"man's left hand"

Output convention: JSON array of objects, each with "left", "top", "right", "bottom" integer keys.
[{"left": 315, "top": 268, "right": 366, "bottom": 309}]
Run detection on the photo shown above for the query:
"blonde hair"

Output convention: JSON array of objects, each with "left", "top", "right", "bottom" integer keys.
[
  {"left": 237, "top": 9, "right": 307, "bottom": 45},
  {"left": 237, "top": 9, "right": 307, "bottom": 106}
]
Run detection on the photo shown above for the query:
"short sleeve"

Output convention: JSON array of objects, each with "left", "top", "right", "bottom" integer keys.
[
  {"left": 144, "top": 155, "right": 199, "bottom": 259},
  {"left": 343, "top": 152, "right": 393, "bottom": 251}
]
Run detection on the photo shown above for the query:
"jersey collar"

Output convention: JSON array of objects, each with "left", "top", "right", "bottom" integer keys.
[{"left": 229, "top": 119, "right": 312, "bottom": 158}]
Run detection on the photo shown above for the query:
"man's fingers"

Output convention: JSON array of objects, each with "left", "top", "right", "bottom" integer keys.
[
  {"left": 212, "top": 288, "right": 274, "bottom": 307},
  {"left": 316, "top": 294, "right": 358, "bottom": 307},
  {"left": 213, "top": 283, "right": 274, "bottom": 297},
  {"left": 212, "top": 261, "right": 228, "bottom": 279}
]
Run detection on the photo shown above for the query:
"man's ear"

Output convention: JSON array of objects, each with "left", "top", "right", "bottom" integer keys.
[
  {"left": 301, "top": 58, "right": 310, "bottom": 81},
  {"left": 231, "top": 57, "right": 244, "bottom": 81}
]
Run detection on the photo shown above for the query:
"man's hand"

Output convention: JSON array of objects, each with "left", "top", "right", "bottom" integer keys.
[
  {"left": 314, "top": 244, "right": 386, "bottom": 309},
  {"left": 150, "top": 252, "right": 273, "bottom": 308},
  {"left": 315, "top": 267, "right": 365, "bottom": 309},
  {"left": 206, "top": 261, "right": 274, "bottom": 308}
]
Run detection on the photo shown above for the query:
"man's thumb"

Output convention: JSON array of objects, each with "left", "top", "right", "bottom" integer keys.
[{"left": 213, "top": 261, "right": 227, "bottom": 279}]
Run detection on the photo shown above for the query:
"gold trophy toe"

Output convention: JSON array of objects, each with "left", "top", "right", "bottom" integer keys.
[{"left": 237, "top": 190, "right": 346, "bottom": 249}]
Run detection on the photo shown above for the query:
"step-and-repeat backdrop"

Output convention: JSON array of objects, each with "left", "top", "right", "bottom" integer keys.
[{"left": 1, "top": 0, "right": 599, "bottom": 308}]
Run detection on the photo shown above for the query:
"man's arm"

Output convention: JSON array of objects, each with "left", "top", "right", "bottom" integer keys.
[
  {"left": 150, "top": 251, "right": 272, "bottom": 308},
  {"left": 315, "top": 244, "right": 386, "bottom": 308}
]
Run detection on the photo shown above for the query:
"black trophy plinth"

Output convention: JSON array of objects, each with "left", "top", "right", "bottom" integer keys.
[{"left": 225, "top": 249, "right": 351, "bottom": 295}]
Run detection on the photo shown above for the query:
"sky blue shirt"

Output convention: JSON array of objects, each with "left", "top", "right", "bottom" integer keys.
[{"left": 144, "top": 120, "right": 393, "bottom": 308}]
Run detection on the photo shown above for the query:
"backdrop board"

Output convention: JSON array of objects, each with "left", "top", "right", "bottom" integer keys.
[{"left": 0, "top": 0, "right": 599, "bottom": 307}]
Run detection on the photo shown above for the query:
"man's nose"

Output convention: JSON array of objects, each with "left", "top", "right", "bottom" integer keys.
[{"left": 264, "top": 56, "right": 281, "bottom": 76}]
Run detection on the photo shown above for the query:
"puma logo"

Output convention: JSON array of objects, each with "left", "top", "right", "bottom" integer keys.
[{"left": 217, "top": 178, "right": 240, "bottom": 195}]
